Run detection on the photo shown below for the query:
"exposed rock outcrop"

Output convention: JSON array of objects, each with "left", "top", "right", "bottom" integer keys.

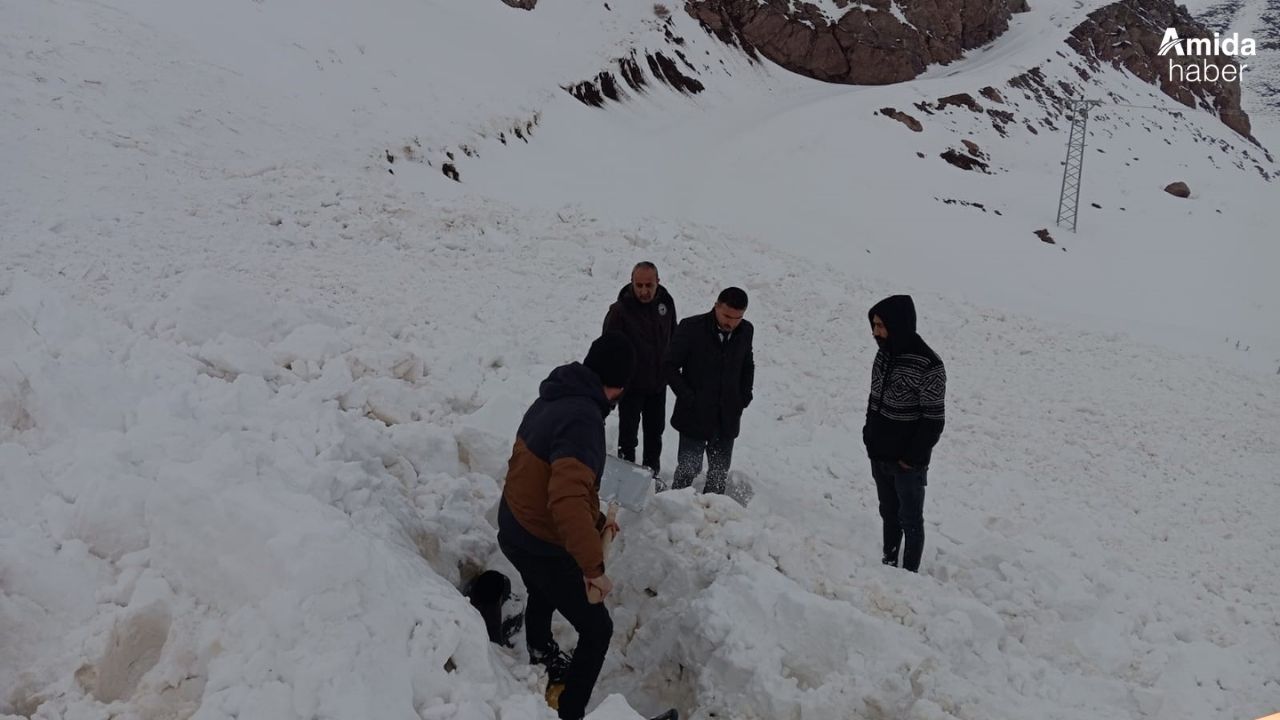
[
  {"left": 685, "top": 0, "right": 1030, "bottom": 85},
  {"left": 564, "top": 50, "right": 704, "bottom": 107},
  {"left": 880, "top": 107, "right": 923, "bottom": 132}
]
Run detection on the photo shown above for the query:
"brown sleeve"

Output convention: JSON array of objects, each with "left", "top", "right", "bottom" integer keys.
[{"left": 547, "top": 457, "right": 605, "bottom": 577}]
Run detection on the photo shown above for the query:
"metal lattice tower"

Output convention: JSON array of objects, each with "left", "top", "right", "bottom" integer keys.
[{"left": 1056, "top": 99, "right": 1103, "bottom": 233}]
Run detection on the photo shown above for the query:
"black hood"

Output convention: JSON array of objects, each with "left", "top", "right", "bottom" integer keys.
[
  {"left": 538, "top": 362, "right": 609, "bottom": 414},
  {"left": 868, "top": 295, "right": 917, "bottom": 352},
  {"left": 618, "top": 283, "right": 674, "bottom": 307}
]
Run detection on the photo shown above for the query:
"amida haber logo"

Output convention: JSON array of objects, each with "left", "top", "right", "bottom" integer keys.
[{"left": 1157, "top": 28, "right": 1257, "bottom": 83}]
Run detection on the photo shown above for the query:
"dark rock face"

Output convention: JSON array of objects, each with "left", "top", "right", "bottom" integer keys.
[
  {"left": 941, "top": 148, "right": 990, "bottom": 172},
  {"left": 939, "top": 93, "right": 983, "bottom": 112},
  {"left": 685, "top": 0, "right": 1030, "bottom": 85},
  {"left": 881, "top": 107, "right": 924, "bottom": 131},
  {"left": 564, "top": 50, "right": 704, "bottom": 107}
]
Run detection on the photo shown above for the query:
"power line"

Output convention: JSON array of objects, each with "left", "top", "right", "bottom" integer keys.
[{"left": 1100, "top": 102, "right": 1167, "bottom": 111}]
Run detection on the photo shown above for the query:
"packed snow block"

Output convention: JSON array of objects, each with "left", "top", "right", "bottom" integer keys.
[
  {"left": 146, "top": 481, "right": 285, "bottom": 611},
  {"left": 456, "top": 424, "right": 511, "bottom": 481},
  {"left": 272, "top": 323, "right": 354, "bottom": 371},
  {"left": 611, "top": 493, "right": 724, "bottom": 601},
  {"left": 390, "top": 423, "right": 462, "bottom": 478},
  {"left": 455, "top": 394, "right": 525, "bottom": 481},
  {"left": 352, "top": 377, "right": 426, "bottom": 426},
  {"left": 4, "top": 334, "right": 137, "bottom": 438},
  {"left": 310, "top": 352, "right": 356, "bottom": 400},
  {"left": 666, "top": 572, "right": 905, "bottom": 719},
  {"left": 84, "top": 600, "right": 172, "bottom": 704},
  {"left": 168, "top": 270, "right": 335, "bottom": 346},
  {"left": 725, "top": 469, "right": 754, "bottom": 507},
  {"left": 346, "top": 348, "right": 425, "bottom": 384},
  {"left": 69, "top": 474, "right": 150, "bottom": 562},
  {"left": 585, "top": 695, "right": 646, "bottom": 719},
  {"left": 409, "top": 472, "right": 503, "bottom": 583},
  {"left": 194, "top": 333, "right": 283, "bottom": 381}
]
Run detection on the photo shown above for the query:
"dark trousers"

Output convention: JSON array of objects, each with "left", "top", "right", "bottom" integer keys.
[
  {"left": 617, "top": 390, "right": 666, "bottom": 473},
  {"left": 672, "top": 434, "right": 735, "bottom": 494},
  {"left": 498, "top": 539, "right": 613, "bottom": 720},
  {"left": 871, "top": 460, "right": 928, "bottom": 572}
]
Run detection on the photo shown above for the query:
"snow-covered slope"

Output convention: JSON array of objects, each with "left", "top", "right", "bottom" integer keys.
[
  {"left": 405, "top": 0, "right": 1280, "bottom": 370},
  {"left": 3, "top": 1, "right": 1278, "bottom": 720}
]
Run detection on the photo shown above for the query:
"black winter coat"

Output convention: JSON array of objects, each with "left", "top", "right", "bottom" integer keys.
[
  {"left": 602, "top": 284, "right": 676, "bottom": 394},
  {"left": 663, "top": 311, "right": 755, "bottom": 441}
]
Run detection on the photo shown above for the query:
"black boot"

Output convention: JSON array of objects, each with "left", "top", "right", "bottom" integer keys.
[
  {"left": 528, "top": 641, "right": 572, "bottom": 684},
  {"left": 882, "top": 548, "right": 899, "bottom": 568}
]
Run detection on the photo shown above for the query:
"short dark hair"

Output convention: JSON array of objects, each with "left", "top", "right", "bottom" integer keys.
[
  {"left": 717, "top": 287, "right": 748, "bottom": 310},
  {"left": 632, "top": 261, "right": 658, "bottom": 276}
]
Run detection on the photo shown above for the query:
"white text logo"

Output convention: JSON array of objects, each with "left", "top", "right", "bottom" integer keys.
[{"left": 1157, "top": 28, "right": 1256, "bottom": 82}]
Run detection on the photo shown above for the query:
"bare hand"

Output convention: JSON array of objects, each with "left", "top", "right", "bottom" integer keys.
[
  {"left": 898, "top": 460, "right": 914, "bottom": 470},
  {"left": 585, "top": 573, "right": 613, "bottom": 603}
]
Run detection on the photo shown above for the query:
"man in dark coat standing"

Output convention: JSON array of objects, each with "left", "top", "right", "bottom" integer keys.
[
  {"left": 664, "top": 287, "right": 754, "bottom": 495},
  {"left": 603, "top": 262, "right": 676, "bottom": 475},
  {"left": 863, "top": 295, "right": 946, "bottom": 573},
  {"left": 497, "top": 332, "right": 635, "bottom": 720}
]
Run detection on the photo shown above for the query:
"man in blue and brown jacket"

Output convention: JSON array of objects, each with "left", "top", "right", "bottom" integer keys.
[{"left": 497, "top": 332, "right": 635, "bottom": 720}]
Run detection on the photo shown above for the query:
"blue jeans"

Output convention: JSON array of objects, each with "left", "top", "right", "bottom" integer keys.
[{"left": 871, "top": 460, "right": 927, "bottom": 572}]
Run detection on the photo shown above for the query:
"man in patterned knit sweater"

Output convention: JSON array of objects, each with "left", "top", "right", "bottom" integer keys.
[{"left": 863, "top": 295, "right": 946, "bottom": 573}]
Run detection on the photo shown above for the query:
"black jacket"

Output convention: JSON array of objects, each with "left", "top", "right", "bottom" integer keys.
[
  {"left": 862, "top": 295, "right": 946, "bottom": 467},
  {"left": 663, "top": 311, "right": 755, "bottom": 441},
  {"left": 602, "top": 284, "right": 676, "bottom": 394}
]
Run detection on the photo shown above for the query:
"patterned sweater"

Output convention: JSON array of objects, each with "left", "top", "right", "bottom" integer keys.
[{"left": 863, "top": 295, "right": 947, "bottom": 467}]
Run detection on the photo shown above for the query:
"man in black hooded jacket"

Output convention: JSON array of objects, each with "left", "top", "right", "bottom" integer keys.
[
  {"left": 863, "top": 295, "right": 946, "bottom": 573},
  {"left": 603, "top": 262, "right": 677, "bottom": 475}
]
